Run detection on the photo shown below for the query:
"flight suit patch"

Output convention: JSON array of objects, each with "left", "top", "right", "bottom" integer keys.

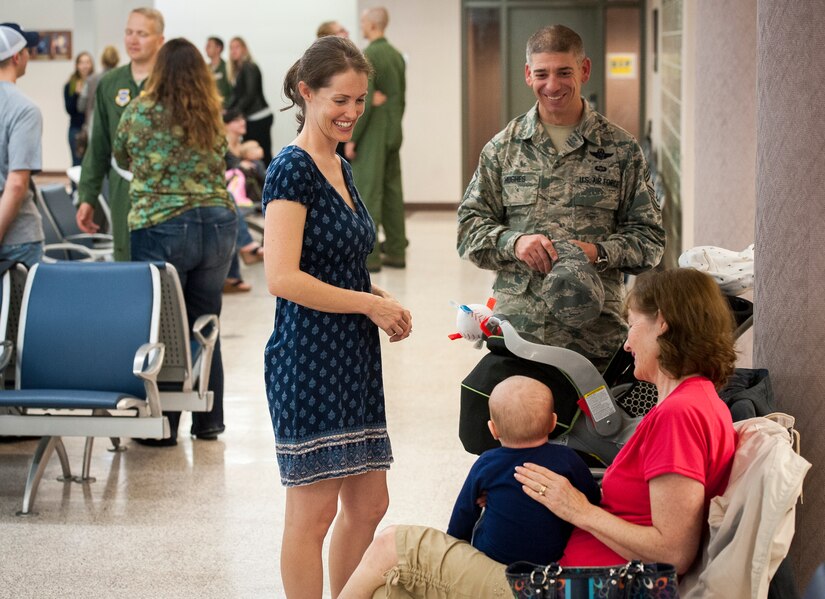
[{"left": 115, "top": 88, "right": 131, "bottom": 107}]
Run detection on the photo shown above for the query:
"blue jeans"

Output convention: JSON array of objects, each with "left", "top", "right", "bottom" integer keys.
[
  {"left": 227, "top": 208, "right": 256, "bottom": 280},
  {"left": 130, "top": 206, "right": 237, "bottom": 438},
  {"left": 0, "top": 241, "right": 43, "bottom": 269},
  {"left": 69, "top": 125, "right": 83, "bottom": 166}
]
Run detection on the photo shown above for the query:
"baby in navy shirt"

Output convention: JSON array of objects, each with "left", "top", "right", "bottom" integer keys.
[{"left": 447, "top": 375, "right": 601, "bottom": 565}]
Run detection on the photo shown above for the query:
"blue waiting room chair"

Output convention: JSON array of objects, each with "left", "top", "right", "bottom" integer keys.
[{"left": 0, "top": 262, "right": 168, "bottom": 515}]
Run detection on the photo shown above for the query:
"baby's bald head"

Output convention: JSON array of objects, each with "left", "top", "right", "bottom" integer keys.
[{"left": 489, "top": 376, "right": 556, "bottom": 446}]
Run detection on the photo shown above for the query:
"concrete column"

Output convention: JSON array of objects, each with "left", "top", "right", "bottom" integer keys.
[
  {"left": 755, "top": 0, "right": 825, "bottom": 586},
  {"left": 693, "top": 0, "right": 757, "bottom": 251},
  {"left": 692, "top": 0, "right": 757, "bottom": 367}
]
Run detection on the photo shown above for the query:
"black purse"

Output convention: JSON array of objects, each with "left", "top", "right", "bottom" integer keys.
[{"left": 505, "top": 560, "right": 679, "bottom": 599}]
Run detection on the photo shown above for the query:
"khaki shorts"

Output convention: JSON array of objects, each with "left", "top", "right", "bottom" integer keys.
[{"left": 372, "top": 525, "right": 509, "bottom": 599}]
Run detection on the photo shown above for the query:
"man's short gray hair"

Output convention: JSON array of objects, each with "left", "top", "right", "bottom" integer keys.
[
  {"left": 130, "top": 7, "right": 165, "bottom": 34},
  {"left": 526, "top": 24, "right": 585, "bottom": 64}
]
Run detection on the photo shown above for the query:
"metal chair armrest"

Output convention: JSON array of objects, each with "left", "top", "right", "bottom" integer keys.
[
  {"left": 0, "top": 339, "right": 13, "bottom": 372},
  {"left": 65, "top": 233, "right": 114, "bottom": 247},
  {"left": 133, "top": 342, "right": 165, "bottom": 417},
  {"left": 192, "top": 314, "right": 219, "bottom": 348},
  {"left": 41, "top": 242, "right": 98, "bottom": 262},
  {"left": 0, "top": 340, "right": 13, "bottom": 388},
  {"left": 192, "top": 315, "right": 219, "bottom": 397}
]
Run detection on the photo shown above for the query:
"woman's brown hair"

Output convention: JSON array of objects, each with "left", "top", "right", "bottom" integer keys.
[
  {"left": 68, "top": 52, "right": 93, "bottom": 94},
  {"left": 143, "top": 38, "right": 224, "bottom": 150},
  {"left": 625, "top": 268, "right": 737, "bottom": 389},
  {"left": 228, "top": 36, "right": 250, "bottom": 84},
  {"left": 282, "top": 36, "right": 373, "bottom": 133}
]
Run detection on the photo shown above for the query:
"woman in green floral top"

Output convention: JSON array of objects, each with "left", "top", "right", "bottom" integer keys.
[{"left": 114, "top": 37, "right": 237, "bottom": 446}]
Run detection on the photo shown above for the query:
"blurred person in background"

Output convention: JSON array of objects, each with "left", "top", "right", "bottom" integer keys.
[
  {"left": 205, "top": 35, "right": 232, "bottom": 108},
  {"left": 226, "top": 36, "right": 272, "bottom": 165},
  {"left": 76, "top": 7, "right": 164, "bottom": 261},
  {"left": 0, "top": 23, "right": 44, "bottom": 268},
  {"left": 63, "top": 51, "right": 93, "bottom": 165},
  {"left": 77, "top": 44, "right": 120, "bottom": 140},
  {"left": 316, "top": 20, "right": 349, "bottom": 38}
]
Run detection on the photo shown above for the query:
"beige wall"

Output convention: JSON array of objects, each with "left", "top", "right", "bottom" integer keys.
[
  {"left": 356, "top": 0, "right": 463, "bottom": 204},
  {"left": 692, "top": 1, "right": 756, "bottom": 251}
]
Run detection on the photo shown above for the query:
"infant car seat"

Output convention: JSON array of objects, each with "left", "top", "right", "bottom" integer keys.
[{"left": 459, "top": 318, "right": 648, "bottom": 467}]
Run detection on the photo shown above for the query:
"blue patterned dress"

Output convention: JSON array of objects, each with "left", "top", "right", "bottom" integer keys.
[{"left": 262, "top": 145, "right": 393, "bottom": 486}]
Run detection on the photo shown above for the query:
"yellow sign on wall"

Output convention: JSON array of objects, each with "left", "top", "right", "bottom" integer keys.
[{"left": 607, "top": 53, "right": 637, "bottom": 79}]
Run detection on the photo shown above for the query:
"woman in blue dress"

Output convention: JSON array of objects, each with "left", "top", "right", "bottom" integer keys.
[{"left": 261, "top": 36, "right": 412, "bottom": 599}]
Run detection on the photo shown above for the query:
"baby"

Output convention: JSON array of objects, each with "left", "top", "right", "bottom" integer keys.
[{"left": 447, "top": 375, "right": 600, "bottom": 565}]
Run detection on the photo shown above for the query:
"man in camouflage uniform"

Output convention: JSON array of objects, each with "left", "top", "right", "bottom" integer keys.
[
  {"left": 458, "top": 25, "right": 665, "bottom": 371},
  {"left": 75, "top": 8, "right": 164, "bottom": 261}
]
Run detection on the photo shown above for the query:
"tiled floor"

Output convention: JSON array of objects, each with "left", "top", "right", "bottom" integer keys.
[{"left": 0, "top": 212, "right": 494, "bottom": 598}]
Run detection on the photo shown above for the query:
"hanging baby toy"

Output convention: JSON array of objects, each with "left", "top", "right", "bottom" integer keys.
[{"left": 448, "top": 297, "right": 497, "bottom": 348}]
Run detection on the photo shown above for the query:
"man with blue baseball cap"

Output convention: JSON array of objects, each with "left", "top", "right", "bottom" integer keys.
[
  {"left": 0, "top": 22, "right": 39, "bottom": 60},
  {"left": 0, "top": 23, "right": 45, "bottom": 267}
]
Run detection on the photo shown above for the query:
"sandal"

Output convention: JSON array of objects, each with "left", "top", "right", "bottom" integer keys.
[
  {"left": 240, "top": 244, "right": 264, "bottom": 265},
  {"left": 223, "top": 278, "right": 252, "bottom": 293}
]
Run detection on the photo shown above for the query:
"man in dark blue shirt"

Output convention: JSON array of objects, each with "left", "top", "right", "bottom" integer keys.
[{"left": 448, "top": 376, "right": 600, "bottom": 565}]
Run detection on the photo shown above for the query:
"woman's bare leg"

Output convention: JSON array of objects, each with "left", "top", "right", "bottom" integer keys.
[
  {"left": 281, "top": 478, "right": 343, "bottom": 599},
  {"left": 329, "top": 470, "right": 390, "bottom": 597}
]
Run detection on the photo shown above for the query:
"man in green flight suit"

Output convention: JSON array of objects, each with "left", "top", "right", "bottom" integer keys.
[
  {"left": 75, "top": 7, "right": 164, "bottom": 261},
  {"left": 205, "top": 36, "right": 232, "bottom": 107},
  {"left": 345, "top": 6, "right": 406, "bottom": 272}
]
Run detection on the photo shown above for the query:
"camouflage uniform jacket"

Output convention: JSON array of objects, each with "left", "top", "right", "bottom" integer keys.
[{"left": 457, "top": 101, "right": 665, "bottom": 369}]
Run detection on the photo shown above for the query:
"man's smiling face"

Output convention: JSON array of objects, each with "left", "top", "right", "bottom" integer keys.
[{"left": 525, "top": 51, "right": 591, "bottom": 126}]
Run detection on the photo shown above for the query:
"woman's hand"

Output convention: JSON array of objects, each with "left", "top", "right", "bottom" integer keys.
[
  {"left": 514, "top": 463, "right": 595, "bottom": 526},
  {"left": 368, "top": 286, "right": 411, "bottom": 342},
  {"left": 517, "top": 464, "right": 706, "bottom": 574}
]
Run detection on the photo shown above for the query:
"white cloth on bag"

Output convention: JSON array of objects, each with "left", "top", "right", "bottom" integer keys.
[{"left": 678, "top": 244, "right": 754, "bottom": 295}]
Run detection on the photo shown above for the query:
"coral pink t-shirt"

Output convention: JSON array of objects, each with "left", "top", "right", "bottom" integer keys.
[{"left": 561, "top": 376, "right": 736, "bottom": 567}]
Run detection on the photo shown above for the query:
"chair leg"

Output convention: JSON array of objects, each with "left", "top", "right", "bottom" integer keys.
[
  {"left": 108, "top": 437, "right": 126, "bottom": 453},
  {"left": 76, "top": 408, "right": 113, "bottom": 482},
  {"left": 76, "top": 436, "right": 97, "bottom": 483},
  {"left": 54, "top": 438, "right": 73, "bottom": 481},
  {"left": 17, "top": 436, "right": 71, "bottom": 516}
]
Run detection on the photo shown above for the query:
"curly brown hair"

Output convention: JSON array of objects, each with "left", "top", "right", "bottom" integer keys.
[
  {"left": 143, "top": 38, "right": 223, "bottom": 150},
  {"left": 625, "top": 269, "right": 737, "bottom": 389}
]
